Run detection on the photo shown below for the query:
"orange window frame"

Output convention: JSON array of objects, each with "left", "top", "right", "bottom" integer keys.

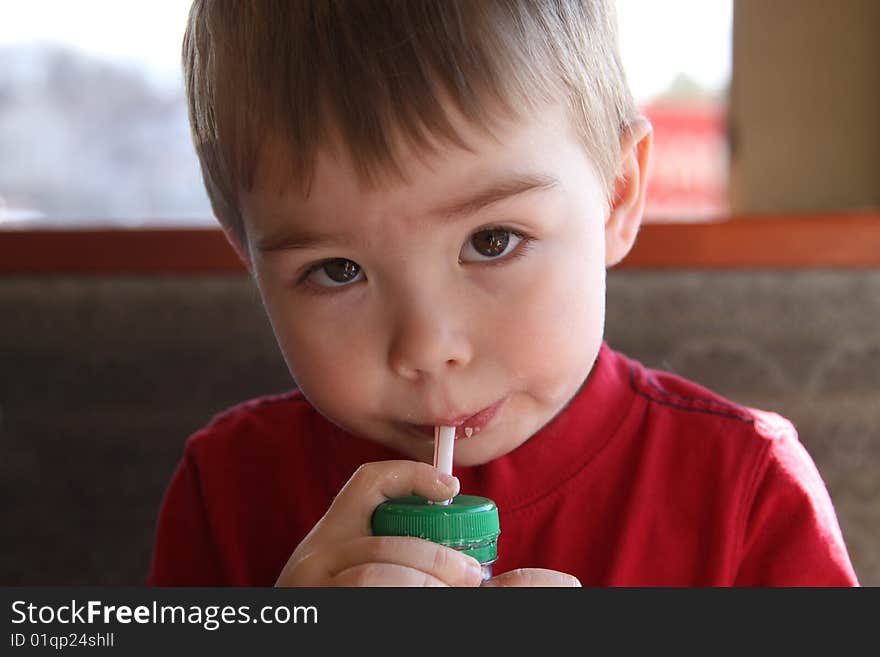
[{"left": 1, "top": 212, "right": 878, "bottom": 273}]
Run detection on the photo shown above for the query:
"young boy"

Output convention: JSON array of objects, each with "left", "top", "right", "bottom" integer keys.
[{"left": 147, "top": 0, "right": 858, "bottom": 586}]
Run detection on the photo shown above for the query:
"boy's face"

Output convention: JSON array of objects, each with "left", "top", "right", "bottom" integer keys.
[{"left": 239, "top": 101, "right": 645, "bottom": 466}]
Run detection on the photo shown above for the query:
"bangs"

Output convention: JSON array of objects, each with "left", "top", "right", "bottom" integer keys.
[{"left": 184, "top": 0, "right": 634, "bottom": 243}]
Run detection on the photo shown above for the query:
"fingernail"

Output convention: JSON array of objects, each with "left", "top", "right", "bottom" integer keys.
[{"left": 438, "top": 473, "right": 458, "bottom": 489}]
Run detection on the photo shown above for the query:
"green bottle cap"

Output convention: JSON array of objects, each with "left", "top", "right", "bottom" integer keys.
[{"left": 371, "top": 495, "right": 501, "bottom": 564}]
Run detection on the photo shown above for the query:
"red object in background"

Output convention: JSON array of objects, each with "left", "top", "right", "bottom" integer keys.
[{"left": 641, "top": 99, "right": 728, "bottom": 222}]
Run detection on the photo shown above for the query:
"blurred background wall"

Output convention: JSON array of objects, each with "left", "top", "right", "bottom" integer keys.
[{"left": 730, "top": 0, "right": 880, "bottom": 212}]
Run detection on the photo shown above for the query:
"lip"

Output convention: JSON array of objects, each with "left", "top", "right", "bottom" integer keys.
[{"left": 411, "top": 397, "right": 506, "bottom": 440}]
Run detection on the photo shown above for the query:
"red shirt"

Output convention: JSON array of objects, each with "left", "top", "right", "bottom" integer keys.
[{"left": 146, "top": 343, "right": 858, "bottom": 586}]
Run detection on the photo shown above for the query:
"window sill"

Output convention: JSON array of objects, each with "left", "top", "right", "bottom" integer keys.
[{"left": 1, "top": 211, "right": 878, "bottom": 273}]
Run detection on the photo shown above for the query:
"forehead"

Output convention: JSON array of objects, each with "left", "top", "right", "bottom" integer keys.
[{"left": 239, "top": 100, "right": 591, "bottom": 235}]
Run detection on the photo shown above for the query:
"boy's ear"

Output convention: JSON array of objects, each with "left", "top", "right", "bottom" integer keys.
[{"left": 605, "top": 118, "right": 653, "bottom": 268}]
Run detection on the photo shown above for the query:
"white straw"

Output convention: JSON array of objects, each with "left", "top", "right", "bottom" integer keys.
[{"left": 433, "top": 425, "right": 456, "bottom": 505}]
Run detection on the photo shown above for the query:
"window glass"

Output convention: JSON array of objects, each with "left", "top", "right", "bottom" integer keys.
[
  {"left": 618, "top": 0, "right": 732, "bottom": 221},
  {"left": 0, "top": 0, "right": 731, "bottom": 228},
  {"left": 0, "top": 0, "right": 209, "bottom": 227}
]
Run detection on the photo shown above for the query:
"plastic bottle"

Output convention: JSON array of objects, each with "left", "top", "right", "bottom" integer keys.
[{"left": 371, "top": 494, "right": 501, "bottom": 582}]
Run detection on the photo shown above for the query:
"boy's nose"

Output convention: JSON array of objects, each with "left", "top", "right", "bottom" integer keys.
[{"left": 386, "top": 295, "right": 474, "bottom": 381}]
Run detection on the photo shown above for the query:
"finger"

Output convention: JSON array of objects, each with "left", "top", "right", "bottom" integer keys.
[
  {"left": 320, "top": 460, "right": 460, "bottom": 541},
  {"left": 482, "top": 568, "right": 582, "bottom": 588},
  {"left": 333, "top": 562, "right": 449, "bottom": 587},
  {"left": 323, "top": 536, "right": 482, "bottom": 587}
]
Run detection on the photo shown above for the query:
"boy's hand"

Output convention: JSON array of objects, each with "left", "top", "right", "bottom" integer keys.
[
  {"left": 274, "top": 460, "right": 484, "bottom": 587},
  {"left": 483, "top": 568, "right": 582, "bottom": 587}
]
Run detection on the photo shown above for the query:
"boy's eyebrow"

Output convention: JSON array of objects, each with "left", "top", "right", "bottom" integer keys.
[
  {"left": 435, "top": 172, "right": 560, "bottom": 220},
  {"left": 254, "top": 172, "right": 559, "bottom": 253},
  {"left": 254, "top": 225, "right": 341, "bottom": 254}
]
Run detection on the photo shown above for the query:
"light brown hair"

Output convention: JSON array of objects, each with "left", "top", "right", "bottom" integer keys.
[{"left": 183, "top": 0, "right": 639, "bottom": 246}]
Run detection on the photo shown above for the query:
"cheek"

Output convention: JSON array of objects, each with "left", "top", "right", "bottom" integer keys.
[
  {"left": 501, "top": 242, "right": 606, "bottom": 402},
  {"left": 259, "top": 286, "right": 379, "bottom": 418}
]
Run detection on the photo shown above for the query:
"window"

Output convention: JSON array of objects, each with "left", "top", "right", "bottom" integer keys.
[
  {"left": 0, "top": 0, "right": 211, "bottom": 227},
  {"left": 0, "top": 1, "right": 732, "bottom": 228},
  {"left": 618, "top": 0, "right": 732, "bottom": 221}
]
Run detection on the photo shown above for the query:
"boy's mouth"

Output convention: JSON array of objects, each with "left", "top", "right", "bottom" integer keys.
[{"left": 409, "top": 397, "right": 506, "bottom": 440}]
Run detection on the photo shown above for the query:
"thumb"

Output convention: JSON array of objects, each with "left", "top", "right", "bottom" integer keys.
[{"left": 319, "top": 460, "right": 460, "bottom": 542}]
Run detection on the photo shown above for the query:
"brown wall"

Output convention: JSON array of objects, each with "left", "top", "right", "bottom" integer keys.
[{"left": 730, "top": 0, "right": 880, "bottom": 212}]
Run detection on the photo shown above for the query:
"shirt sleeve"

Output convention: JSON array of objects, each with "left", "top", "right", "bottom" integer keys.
[
  {"left": 734, "top": 414, "right": 859, "bottom": 586},
  {"left": 145, "top": 446, "right": 225, "bottom": 586}
]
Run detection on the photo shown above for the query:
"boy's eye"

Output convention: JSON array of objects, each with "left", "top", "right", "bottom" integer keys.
[
  {"left": 460, "top": 228, "right": 523, "bottom": 262},
  {"left": 305, "top": 258, "right": 364, "bottom": 288}
]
